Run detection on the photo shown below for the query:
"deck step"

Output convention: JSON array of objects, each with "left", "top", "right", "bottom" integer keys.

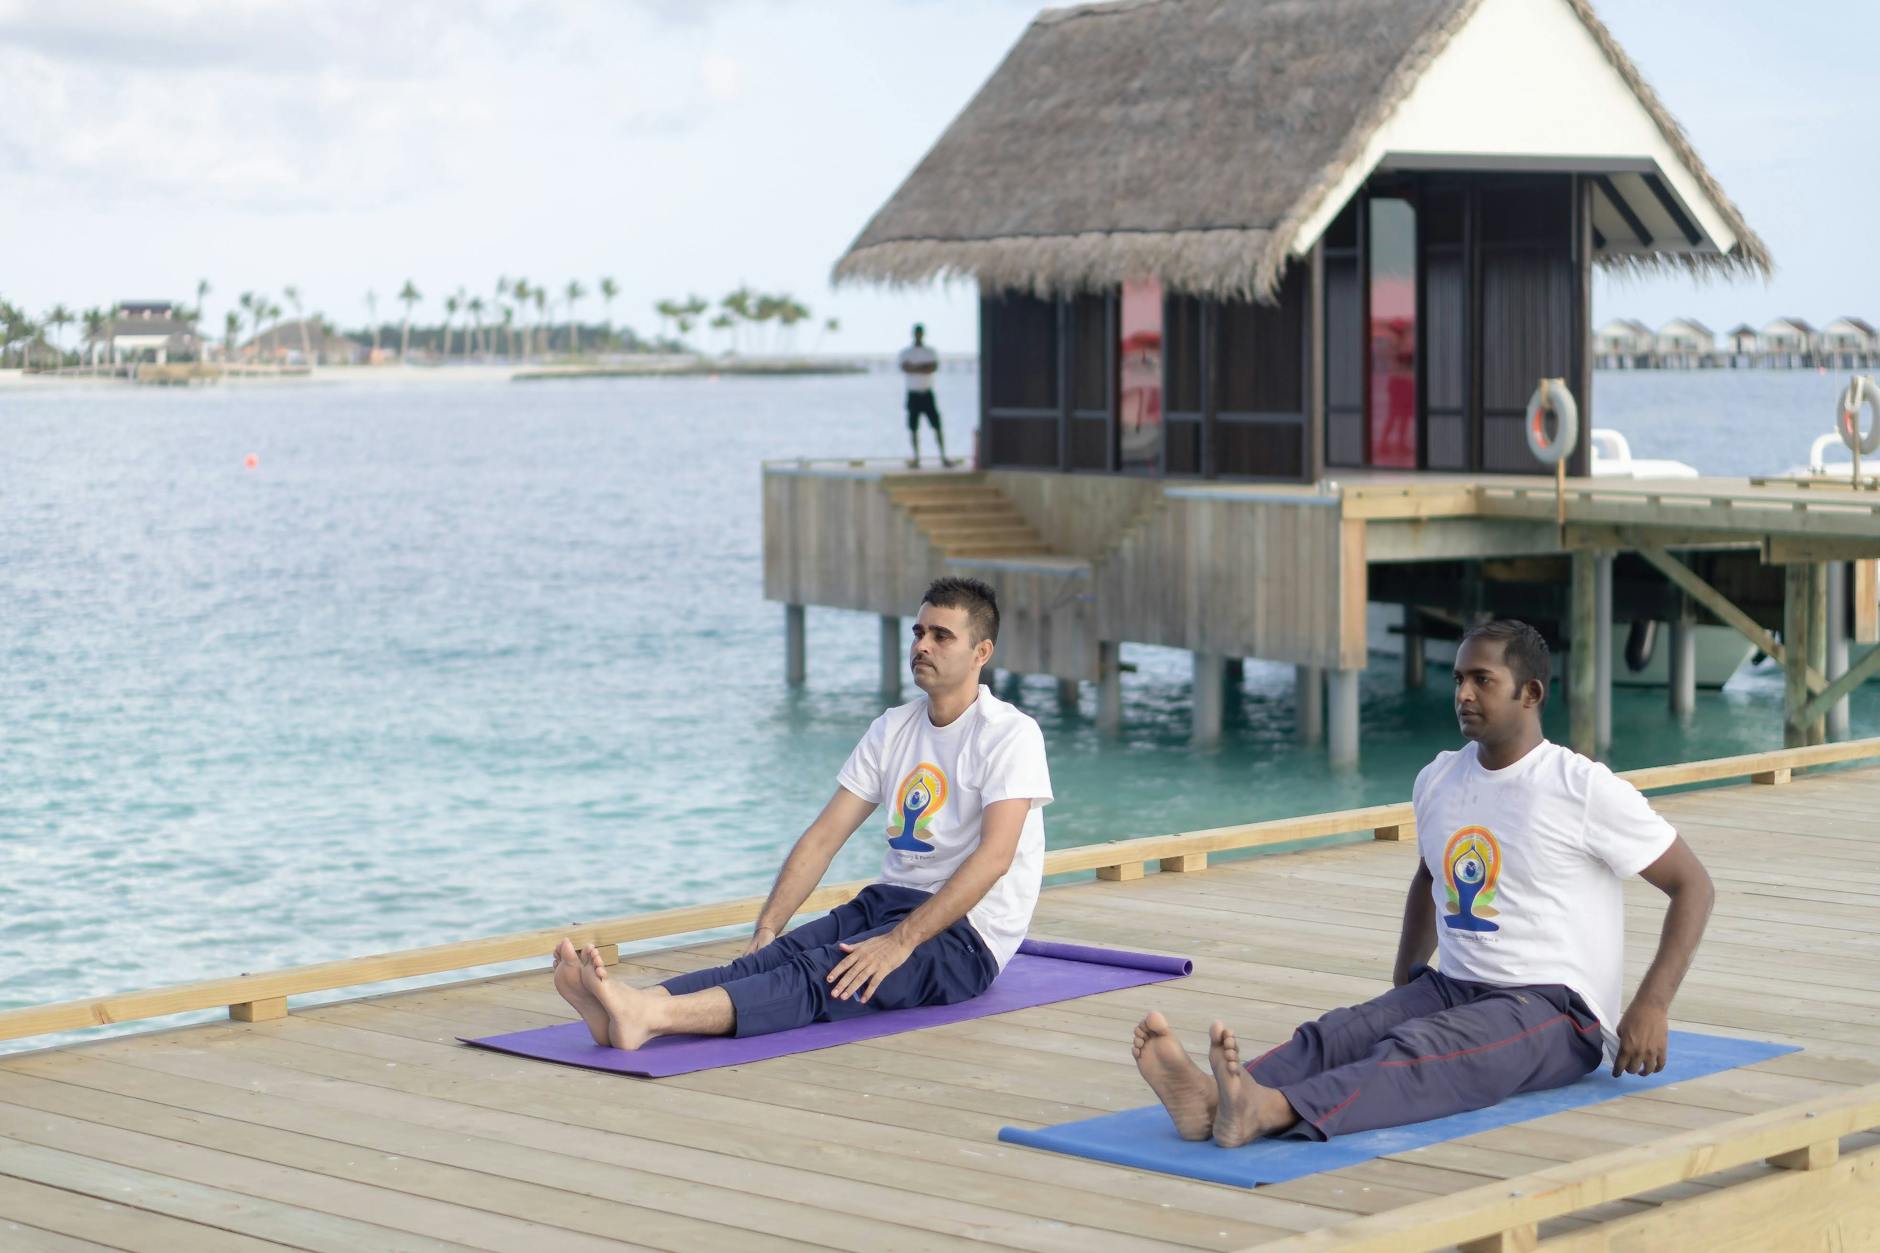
[{"left": 887, "top": 473, "right": 1059, "bottom": 561}]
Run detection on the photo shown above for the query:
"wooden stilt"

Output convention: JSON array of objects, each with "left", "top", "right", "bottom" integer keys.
[
  {"left": 1055, "top": 677, "right": 1080, "bottom": 711},
  {"left": 1570, "top": 551, "right": 1598, "bottom": 757},
  {"left": 1191, "top": 651, "right": 1225, "bottom": 747},
  {"left": 1328, "top": 668, "right": 1359, "bottom": 768},
  {"left": 1827, "top": 561, "right": 1851, "bottom": 739},
  {"left": 1669, "top": 597, "right": 1696, "bottom": 721},
  {"left": 1402, "top": 610, "right": 1426, "bottom": 690},
  {"left": 1783, "top": 564, "right": 1810, "bottom": 748},
  {"left": 1296, "top": 664, "right": 1324, "bottom": 745},
  {"left": 1595, "top": 553, "right": 1614, "bottom": 750},
  {"left": 879, "top": 614, "right": 902, "bottom": 701},
  {"left": 784, "top": 603, "right": 806, "bottom": 687},
  {"left": 1097, "top": 642, "right": 1122, "bottom": 734},
  {"left": 1809, "top": 563, "right": 1829, "bottom": 745}
]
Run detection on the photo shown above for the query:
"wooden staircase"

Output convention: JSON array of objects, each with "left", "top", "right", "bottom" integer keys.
[{"left": 885, "top": 475, "right": 1056, "bottom": 560}]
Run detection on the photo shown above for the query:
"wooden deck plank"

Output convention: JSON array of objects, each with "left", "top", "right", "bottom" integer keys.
[
  {"left": 0, "top": 1172, "right": 289, "bottom": 1252},
  {"left": 3, "top": 764, "right": 1877, "bottom": 1248}
]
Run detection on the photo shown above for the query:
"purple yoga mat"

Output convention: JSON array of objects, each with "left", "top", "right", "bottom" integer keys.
[{"left": 461, "top": 938, "right": 1192, "bottom": 1078}]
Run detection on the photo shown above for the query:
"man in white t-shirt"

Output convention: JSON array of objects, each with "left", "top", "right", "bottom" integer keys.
[
  {"left": 898, "top": 323, "right": 955, "bottom": 469},
  {"left": 552, "top": 576, "right": 1052, "bottom": 1048},
  {"left": 1132, "top": 619, "right": 1715, "bottom": 1144}
]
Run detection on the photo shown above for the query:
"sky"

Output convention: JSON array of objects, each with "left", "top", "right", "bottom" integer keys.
[{"left": 0, "top": 0, "right": 1870, "bottom": 353}]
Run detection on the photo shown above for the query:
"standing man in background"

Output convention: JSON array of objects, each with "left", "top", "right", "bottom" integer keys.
[{"left": 899, "top": 323, "right": 954, "bottom": 469}]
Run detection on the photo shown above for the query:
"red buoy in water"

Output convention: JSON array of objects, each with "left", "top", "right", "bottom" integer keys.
[{"left": 244, "top": 453, "right": 259, "bottom": 469}]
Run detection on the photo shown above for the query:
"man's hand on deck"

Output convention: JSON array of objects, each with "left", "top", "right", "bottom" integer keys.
[
  {"left": 742, "top": 925, "right": 778, "bottom": 958},
  {"left": 828, "top": 932, "right": 912, "bottom": 1002},
  {"left": 1612, "top": 1001, "right": 1669, "bottom": 1077}
]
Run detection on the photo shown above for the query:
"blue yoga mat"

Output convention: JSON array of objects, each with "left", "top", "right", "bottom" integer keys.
[{"left": 999, "top": 1030, "right": 1797, "bottom": 1187}]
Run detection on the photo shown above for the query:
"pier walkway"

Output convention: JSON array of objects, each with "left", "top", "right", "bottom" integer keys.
[{"left": 2, "top": 743, "right": 1878, "bottom": 1250}]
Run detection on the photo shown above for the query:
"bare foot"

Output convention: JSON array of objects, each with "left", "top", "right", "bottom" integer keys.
[
  {"left": 1132, "top": 1011, "right": 1216, "bottom": 1140},
  {"left": 579, "top": 945, "right": 663, "bottom": 1050},
  {"left": 552, "top": 939, "right": 611, "bottom": 1046},
  {"left": 1209, "top": 1022, "right": 1297, "bottom": 1147}
]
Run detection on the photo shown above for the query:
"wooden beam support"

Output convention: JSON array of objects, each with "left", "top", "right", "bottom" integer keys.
[
  {"left": 1459, "top": 1227, "right": 1537, "bottom": 1253},
  {"left": 1809, "top": 563, "right": 1829, "bottom": 744},
  {"left": 1096, "top": 862, "right": 1145, "bottom": 882},
  {"left": 228, "top": 997, "right": 287, "bottom": 1023},
  {"left": 1856, "top": 558, "right": 1878, "bottom": 643},
  {"left": 1593, "top": 173, "right": 1653, "bottom": 246},
  {"left": 1784, "top": 564, "right": 1811, "bottom": 748},
  {"left": 1158, "top": 853, "right": 1208, "bottom": 873},
  {"left": 1373, "top": 822, "right": 1416, "bottom": 842},
  {"left": 1799, "top": 633, "right": 1880, "bottom": 728},
  {"left": 1765, "top": 536, "right": 1880, "bottom": 564},
  {"left": 1634, "top": 544, "right": 1827, "bottom": 693},
  {"left": 1641, "top": 170, "right": 1705, "bottom": 245},
  {"left": 1768, "top": 1140, "right": 1840, "bottom": 1172},
  {"left": 1751, "top": 767, "right": 1791, "bottom": 786}
]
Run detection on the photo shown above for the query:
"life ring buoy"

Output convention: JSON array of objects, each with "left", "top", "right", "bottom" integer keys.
[
  {"left": 1837, "top": 376, "right": 1880, "bottom": 456},
  {"left": 1525, "top": 378, "right": 1579, "bottom": 466}
]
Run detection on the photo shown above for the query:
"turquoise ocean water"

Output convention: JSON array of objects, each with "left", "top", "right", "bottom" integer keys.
[{"left": 3, "top": 368, "right": 1873, "bottom": 1049}]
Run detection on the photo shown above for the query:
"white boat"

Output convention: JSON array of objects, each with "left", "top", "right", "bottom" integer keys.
[{"left": 1589, "top": 428, "right": 1699, "bottom": 479}]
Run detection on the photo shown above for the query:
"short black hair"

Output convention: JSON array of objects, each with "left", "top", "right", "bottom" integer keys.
[
  {"left": 912, "top": 323, "right": 925, "bottom": 337},
  {"left": 1460, "top": 618, "right": 1551, "bottom": 702},
  {"left": 922, "top": 576, "right": 998, "bottom": 644}
]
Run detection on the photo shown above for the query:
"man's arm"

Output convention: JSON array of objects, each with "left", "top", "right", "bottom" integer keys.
[
  {"left": 1613, "top": 835, "right": 1713, "bottom": 1076},
  {"left": 745, "top": 787, "right": 878, "bottom": 954},
  {"left": 826, "top": 796, "right": 1030, "bottom": 1002},
  {"left": 1392, "top": 862, "right": 1437, "bottom": 986}
]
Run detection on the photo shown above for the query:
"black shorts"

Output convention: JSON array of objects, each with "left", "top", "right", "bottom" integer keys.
[{"left": 905, "top": 390, "right": 941, "bottom": 430}]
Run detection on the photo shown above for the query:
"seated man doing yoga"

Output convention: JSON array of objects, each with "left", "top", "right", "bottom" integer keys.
[
  {"left": 1134, "top": 619, "right": 1715, "bottom": 1144},
  {"left": 555, "top": 576, "right": 1053, "bottom": 1048}
]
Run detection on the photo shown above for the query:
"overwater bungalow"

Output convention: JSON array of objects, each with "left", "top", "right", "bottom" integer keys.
[
  {"left": 773, "top": 0, "right": 1877, "bottom": 769},
  {"left": 1593, "top": 317, "right": 1653, "bottom": 368},
  {"left": 1756, "top": 316, "right": 1815, "bottom": 368},
  {"left": 1818, "top": 316, "right": 1878, "bottom": 369},
  {"left": 835, "top": 0, "right": 1767, "bottom": 481},
  {"left": 1652, "top": 317, "right": 1714, "bottom": 369},
  {"left": 106, "top": 301, "right": 197, "bottom": 364}
]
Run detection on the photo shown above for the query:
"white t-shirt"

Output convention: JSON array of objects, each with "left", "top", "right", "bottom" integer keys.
[
  {"left": 898, "top": 344, "right": 938, "bottom": 392},
  {"left": 1412, "top": 739, "right": 1677, "bottom": 1055},
  {"left": 837, "top": 686, "right": 1052, "bottom": 969}
]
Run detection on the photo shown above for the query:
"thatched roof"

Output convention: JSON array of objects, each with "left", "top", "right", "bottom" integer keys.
[{"left": 834, "top": 0, "right": 1771, "bottom": 301}]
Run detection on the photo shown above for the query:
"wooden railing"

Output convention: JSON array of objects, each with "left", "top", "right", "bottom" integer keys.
[
  {"left": 1255, "top": 1083, "right": 1880, "bottom": 1252},
  {"left": 2, "top": 737, "right": 1876, "bottom": 1044}
]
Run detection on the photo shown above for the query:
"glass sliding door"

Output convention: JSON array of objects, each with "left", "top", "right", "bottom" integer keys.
[
  {"left": 1118, "top": 278, "right": 1164, "bottom": 473},
  {"left": 1368, "top": 197, "right": 1418, "bottom": 468}
]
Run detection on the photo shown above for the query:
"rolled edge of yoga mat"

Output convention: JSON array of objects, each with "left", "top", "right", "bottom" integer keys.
[{"left": 1017, "top": 938, "right": 1193, "bottom": 976}]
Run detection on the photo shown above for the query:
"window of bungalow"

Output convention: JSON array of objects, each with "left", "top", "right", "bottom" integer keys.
[
  {"left": 1118, "top": 279, "right": 1164, "bottom": 473},
  {"left": 986, "top": 293, "right": 1058, "bottom": 410}
]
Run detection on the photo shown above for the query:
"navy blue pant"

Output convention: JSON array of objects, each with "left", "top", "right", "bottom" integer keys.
[
  {"left": 659, "top": 884, "right": 998, "bottom": 1037},
  {"left": 1248, "top": 967, "right": 1603, "bottom": 1140}
]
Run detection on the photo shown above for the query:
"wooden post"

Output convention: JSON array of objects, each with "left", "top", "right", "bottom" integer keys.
[
  {"left": 1097, "top": 641, "right": 1122, "bottom": 734},
  {"left": 1595, "top": 552, "right": 1614, "bottom": 750},
  {"left": 1306, "top": 239, "right": 1326, "bottom": 483},
  {"left": 1296, "top": 664, "right": 1324, "bottom": 745},
  {"left": 1854, "top": 558, "right": 1878, "bottom": 643},
  {"left": 1768, "top": 1140, "right": 1840, "bottom": 1171},
  {"left": 1827, "top": 562, "right": 1851, "bottom": 739},
  {"left": 1668, "top": 596, "right": 1696, "bottom": 721},
  {"left": 1809, "top": 563, "right": 1829, "bottom": 745},
  {"left": 1783, "top": 564, "right": 1810, "bottom": 748},
  {"left": 1402, "top": 610, "right": 1426, "bottom": 690},
  {"left": 879, "top": 614, "right": 901, "bottom": 701},
  {"left": 229, "top": 997, "right": 286, "bottom": 1023},
  {"left": 1328, "top": 669, "right": 1360, "bottom": 768},
  {"left": 1192, "top": 651, "right": 1225, "bottom": 747},
  {"left": 1570, "top": 550, "right": 1598, "bottom": 757},
  {"left": 1460, "top": 1226, "right": 1539, "bottom": 1253},
  {"left": 784, "top": 603, "right": 806, "bottom": 687},
  {"left": 1056, "top": 677, "right": 1080, "bottom": 712}
]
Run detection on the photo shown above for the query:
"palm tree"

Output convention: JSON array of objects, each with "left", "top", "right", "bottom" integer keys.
[
  {"left": 224, "top": 311, "right": 242, "bottom": 359},
  {"left": 397, "top": 279, "right": 421, "bottom": 361},
  {"left": 511, "top": 278, "right": 531, "bottom": 356},
  {"left": 365, "top": 290, "right": 380, "bottom": 355},
  {"left": 709, "top": 312, "right": 735, "bottom": 356},
  {"left": 195, "top": 279, "right": 211, "bottom": 357},
  {"left": 500, "top": 304, "right": 516, "bottom": 359},
  {"left": 175, "top": 305, "right": 201, "bottom": 362},
  {"left": 681, "top": 295, "right": 709, "bottom": 347},
  {"left": 443, "top": 290, "right": 463, "bottom": 359},
  {"left": 238, "top": 292, "right": 256, "bottom": 358},
  {"left": 283, "top": 285, "right": 314, "bottom": 364},
  {"left": 532, "top": 286, "right": 547, "bottom": 356},
  {"left": 44, "top": 304, "right": 74, "bottom": 369},
  {"left": 598, "top": 277, "right": 618, "bottom": 351},
  {"left": 82, "top": 307, "right": 107, "bottom": 366},
  {"left": 563, "top": 279, "right": 586, "bottom": 356},
  {"left": 467, "top": 296, "right": 486, "bottom": 359}
]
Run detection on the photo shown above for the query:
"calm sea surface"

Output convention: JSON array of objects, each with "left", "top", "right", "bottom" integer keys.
[{"left": 3, "top": 367, "right": 1873, "bottom": 1048}]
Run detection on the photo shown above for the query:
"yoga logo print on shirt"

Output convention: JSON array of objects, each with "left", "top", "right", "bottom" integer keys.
[
  {"left": 887, "top": 761, "right": 949, "bottom": 853},
  {"left": 1442, "top": 826, "right": 1503, "bottom": 933}
]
